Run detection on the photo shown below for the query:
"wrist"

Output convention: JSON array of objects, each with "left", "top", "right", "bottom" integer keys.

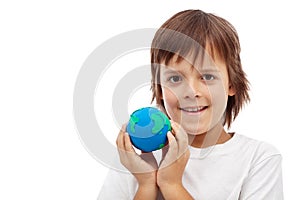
[
  {"left": 159, "top": 182, "right": 183, "bottom": 191},
  {"left": 138, "top": 182, "right": 158, "bottom": 189},
  {"left": 157, "top": 178, "right": 183, "bottom": 189},
  {"left": 159, "top": 183, "right": 193, "bottom": 200},
  {"left": 134, "top": 171, "right": 157, "bottom": 187},
  {"left": 136, "top": 177, "right": 157, "bottom": 188},
  {"left": 134, "top": 184, "right": 158, "bottom": 200}
]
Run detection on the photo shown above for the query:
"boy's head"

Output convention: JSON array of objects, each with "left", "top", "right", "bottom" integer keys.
[{"left": 150, "top": 9, "right": 250, "bottom": 129}]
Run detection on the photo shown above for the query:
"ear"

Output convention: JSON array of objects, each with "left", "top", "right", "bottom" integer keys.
[{"left": 228, "top": 85, "right": 236, "bottom": 96}]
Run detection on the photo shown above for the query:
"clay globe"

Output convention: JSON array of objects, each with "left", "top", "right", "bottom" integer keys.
[{"left": 126, "top": 107, "right": 171, "bottom": 152}]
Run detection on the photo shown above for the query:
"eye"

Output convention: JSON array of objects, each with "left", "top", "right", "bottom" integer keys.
[
  {"left": 201, "top": 74, "right": 215, "bottom": 81},
  {"left": 168, "top": 75, "right": 182, "bottom": 83}
]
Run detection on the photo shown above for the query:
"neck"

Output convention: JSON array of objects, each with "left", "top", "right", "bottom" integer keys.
[{"left": 188, "top": 123, "right": 232, "bottom": 148}]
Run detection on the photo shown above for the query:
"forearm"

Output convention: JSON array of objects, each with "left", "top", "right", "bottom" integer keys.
[
  {"left": 159, "top": 183, "right": 194, "bottom": 200},
  {"left": 134, "top": 185, "right": 158, "bottom": 200}
]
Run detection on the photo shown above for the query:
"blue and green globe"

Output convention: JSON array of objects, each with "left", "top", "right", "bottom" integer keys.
[{"left": 126, "top": 107, "right": 171, "bottom": 152}]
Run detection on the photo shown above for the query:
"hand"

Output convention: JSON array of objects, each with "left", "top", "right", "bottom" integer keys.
[
  {"left": 157, "top": 120, "right": 190, "bottom": 188},
  {"left": 116, "top": 124, "right": 158, "bottom": 187}
]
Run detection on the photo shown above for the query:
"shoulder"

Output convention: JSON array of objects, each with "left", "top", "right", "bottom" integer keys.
[
  {"left": 236, "top": 134, "right": 281, "bottom": 154},
  {"left": 234, "top": 135, "right": 284, "bottom": 199},
  {"left": 234, "top": 134, "right": 282, "bottom": 166}
]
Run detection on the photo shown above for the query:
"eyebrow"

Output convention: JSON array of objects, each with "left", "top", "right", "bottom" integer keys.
[
  {"left": 198, "top": 68, "right": 220, "bottom": 73},
  {"left": 162, "top": 67, "right": 220, "bottom": 75},
  {"left": 196, "top": 64, "right": 221, "bottom": 72}
]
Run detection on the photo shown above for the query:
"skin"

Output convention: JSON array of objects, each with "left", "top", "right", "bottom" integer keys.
[
  {"left": 160, "top": 54, "right": 235, "bottom": 148},
  {"left": 116, "top": 53, "right": 235, "bottom": 199}
]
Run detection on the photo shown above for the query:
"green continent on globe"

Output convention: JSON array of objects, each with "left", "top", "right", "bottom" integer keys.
[
  {"left": 166, "top": 116, "right": 171, "bottom": 130},
  {"left": 151, "top": 112, "right": 168, "bottom": 134},
  {"left": 129, "top": 115, "right": 139, "bottom": 133}
]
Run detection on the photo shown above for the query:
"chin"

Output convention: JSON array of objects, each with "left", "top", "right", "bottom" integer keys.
[{"left": 181, "top": 124, "right": 208, "bottom": 135}]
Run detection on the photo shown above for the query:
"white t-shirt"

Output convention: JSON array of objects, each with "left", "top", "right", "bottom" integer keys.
[{"left": 98, "top": 134, "right": 283, "bottom": 200}]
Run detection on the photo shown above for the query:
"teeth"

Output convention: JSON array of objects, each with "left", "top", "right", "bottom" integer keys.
[{"left": 181, "top": 107, "right": 205, "bottom": 112}]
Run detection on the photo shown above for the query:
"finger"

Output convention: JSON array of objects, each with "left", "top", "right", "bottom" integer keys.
[
  {"left": 123, "top": 130, "right": 143, "bottom": 163},
  {"left": 160, "top": 132, "right": 178, "bottom": 168},
  {"left": 167, "top": 131, "right": 178, "bottom": 155},
  {"left": 170, "top": 121, "right": 189, "bottom": 156},
  {"left": 124, "top": 132, "right": 135, "bottom": 152},
  {"left": 116, "top": 130, "right": 125, "bottom": 150},
  {"left": 117, "top": 123, "right": 128, "bottom": 145},
  {"left": 161, "top": 131, "right": 171, "bottom": 158},
  {"left": 170, "top": 120, "right": 188, "bottom": 143},
  {"left": 170, "top": 120, "right": 177, "bottom": 135},
  {"left": 170, "top": 120, "right": 181, "bottom": 136},
  {"left": 116, "top": 131, "right": 130, "bottom": 167},
  {"left": 121, "top": 123, "right": 127, "bottom": 132}
]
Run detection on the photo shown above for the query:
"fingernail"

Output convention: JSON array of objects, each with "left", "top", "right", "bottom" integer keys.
[{"left": 170, "top": 120, "right": 177, "bottom": 125}]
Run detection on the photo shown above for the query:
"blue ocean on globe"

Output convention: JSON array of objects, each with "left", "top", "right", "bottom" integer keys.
[{"left": 126, "top": 107, "right": 171, "bottom": 152}]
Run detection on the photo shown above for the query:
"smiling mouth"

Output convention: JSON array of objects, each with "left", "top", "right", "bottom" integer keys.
[{"left": 179, "top": 106, "right": 208, "bottom": 113}]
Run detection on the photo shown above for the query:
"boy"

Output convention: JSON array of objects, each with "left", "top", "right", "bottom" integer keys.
[{"left": 99, "top": 9, "right": 283, "bottom": 200}]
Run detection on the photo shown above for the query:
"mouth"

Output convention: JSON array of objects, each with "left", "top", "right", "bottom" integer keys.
[{"left": 179, "top": 106, "right": 208, "bottom": 114}]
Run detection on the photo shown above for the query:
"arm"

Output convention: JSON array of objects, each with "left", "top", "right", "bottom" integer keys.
[
  {"left": 159, "top": 183, "right": 194, "bottom": 200},
  {"left": 116, "top": 125, "right": 159, "bottom": 199},
  {"left": 134, "top": 184, "right": 159, "bottom": 200},
  {"left": 157, "top": 121, "right": 194, "bottom": 200}
]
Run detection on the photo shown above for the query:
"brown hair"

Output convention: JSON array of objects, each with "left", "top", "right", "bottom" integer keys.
[{"left": 150, "top": 9, "right": 250, "bottom": 128}]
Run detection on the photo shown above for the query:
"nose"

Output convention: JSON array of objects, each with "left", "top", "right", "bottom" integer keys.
[{"left": 183, "top": 79, "right": 203, "bottom": 99}]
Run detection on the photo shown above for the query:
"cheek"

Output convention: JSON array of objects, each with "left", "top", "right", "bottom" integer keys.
[
  {"left": 162, "top": 87, "right": 178, "bottom": 108},
  {"left": 207, "top": 83, "right": 228, "bottom": 122},
  {"left": 209, "top": 84, "right": 227, "bottom": 103},
  {"left": 161, "top": 87, "right": 181, "bottom": 120}
]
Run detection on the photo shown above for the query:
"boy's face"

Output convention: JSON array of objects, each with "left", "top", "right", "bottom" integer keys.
[{"left": 159, "top": 54, "right": 235, "bottom": 135}]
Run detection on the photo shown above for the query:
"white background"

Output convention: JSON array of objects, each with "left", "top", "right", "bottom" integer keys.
[{"left": 1, "top": 0, "right": 299, "bottom": 199}]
